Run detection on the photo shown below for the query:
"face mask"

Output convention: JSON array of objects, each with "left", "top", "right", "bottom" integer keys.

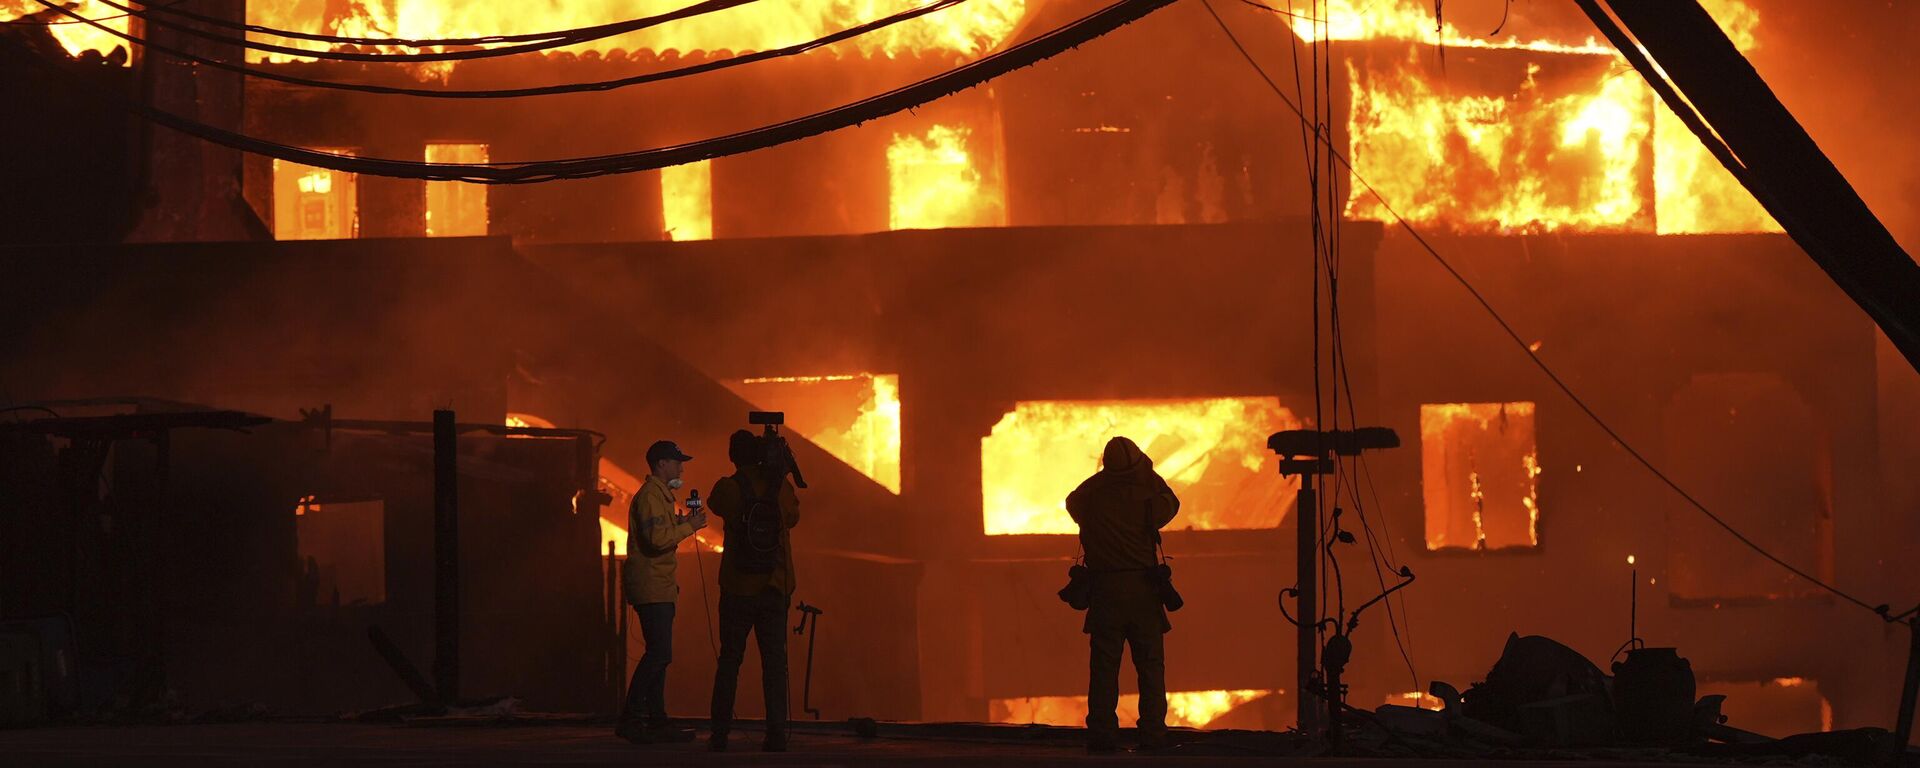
[{"left": 667, "top": 478, "right": 684, "bottom": 490}]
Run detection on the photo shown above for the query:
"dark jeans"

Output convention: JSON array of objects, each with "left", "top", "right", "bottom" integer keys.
[
  {"left": 1086, "top": 574, "right": 1168, "bottom": 742},
  {"left": 622, "top": 601, "right": 675, "bottom": 725},
  {"left": 709, "top": 588, "right": 790, "bottom": 736}
]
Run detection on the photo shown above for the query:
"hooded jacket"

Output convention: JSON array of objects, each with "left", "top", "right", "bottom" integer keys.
[{"left": 1065, "top": 437, "right": 1180, "bottom": 571}]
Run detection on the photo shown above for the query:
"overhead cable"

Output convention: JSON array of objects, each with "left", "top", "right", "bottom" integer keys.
[
  {"left": 37, "top": 0, "right": 970, "bottom": 98},
  {"left": 117, "top": 0, "right": 734, "bottom": 47},
  {"left": 17, "top": 0, "right": 1178, "bottom": 182},
  {"left": 37, "top": 0, "right": 764, "bottom": 62}
]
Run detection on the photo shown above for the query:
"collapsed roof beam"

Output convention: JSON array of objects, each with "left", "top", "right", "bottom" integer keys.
[{"left": 1578, "top": 0, "right": 1920, "bottom": 373}]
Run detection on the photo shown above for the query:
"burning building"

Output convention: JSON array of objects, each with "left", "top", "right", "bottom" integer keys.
[{"left": 3, "top": 0, "right": 1919, "bottom": 748}]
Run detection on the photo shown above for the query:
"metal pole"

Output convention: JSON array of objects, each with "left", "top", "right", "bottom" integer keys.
[
  {"left": 1296, "top": 481, "right": 1319, "bottom": 737},
  {"left": 607, "top": 539, "right": 621, "bottom": 712},
  {"left": 432, "top": 409, "right": 459, "bottom": 706},
  {"left": 804, "top": 613, "right": 820, "bottom": 720},
  {"left": 1890, "top": 616, "right": 1920, "bottom": 767}
]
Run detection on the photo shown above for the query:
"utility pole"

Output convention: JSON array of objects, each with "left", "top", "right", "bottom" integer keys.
[{"left": 1270, "top": 427, "right": 1400, "bottom": 741}]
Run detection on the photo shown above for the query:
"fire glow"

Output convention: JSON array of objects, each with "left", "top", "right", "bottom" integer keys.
[
  {"left": 1322, "top": 0, "right": 1780, "bottom": 235},
  {"left": 244, "top": 0, "right": 1027, "bottom": 62},
  {"left": 887, "top": 123, "right": 1006, "bottom": 231},
  {"left": 1420, "top": 402, "right": 1540, "bottom": 551},
  {"left": 981, "top": 398, "right": 1302, "bottom": 536},
  {"left": 992, "top": 689, "right": 1276, "bottom": 730},
  {"left": 729, "top": 373, "right": 903, "bottom": 494}
]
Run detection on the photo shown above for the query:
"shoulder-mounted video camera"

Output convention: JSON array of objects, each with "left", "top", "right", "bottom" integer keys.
[{"left": 748, "top": 411, "right": 808, "bottom": 489}]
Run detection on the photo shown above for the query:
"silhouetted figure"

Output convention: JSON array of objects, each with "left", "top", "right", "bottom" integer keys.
[
  {"left": 707, "top": 429, "right": 801, "bottom": 752},
  {"left": 1066, "top": 436, "right": 1179, "bottom": 753},
  {"left": 616, "top": 440, "right": 706, "bottom": 744}
]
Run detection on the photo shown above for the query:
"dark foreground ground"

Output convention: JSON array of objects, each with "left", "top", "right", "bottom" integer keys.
[{"left": 0, "top": 719, "right": 1757, "bottom": 768}]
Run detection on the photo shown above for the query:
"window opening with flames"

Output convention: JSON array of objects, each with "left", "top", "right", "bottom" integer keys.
[
  {"left": 661, "top": 160, "right": 714, "bottom": 241},
  {"left": 424, "top": 143, "right": 489, "bottom": 237},
  {"left": 272, "top": 152, "right": 359, "bottom": 240},
  {"left": 1420, "top": 402, "right": 1541, "bottom": 551},
  {"left": 981, "top": 397, "right": 1303, "bottom": 536},
  {"left": 725, "top": 374, "right": 902, "bottom": 495},
  {"left": 1290, "top": 0, "right": 1779, "bottom": 235}
]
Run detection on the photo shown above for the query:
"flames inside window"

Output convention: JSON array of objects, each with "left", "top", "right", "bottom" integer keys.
[
  {"left": 1420, "top": 402, "right": 1541, "bottom": 550},
  {"left": 992, "top": 689, "right": 1278, "bottom": 730},
  {"left": 661, "top": 160, "right": 714, "bottom": 241},
  {"left": 424, "top": 143, "right": 489, "bottom": 237},
  {"left": 725, "top": 374, "right": 902, "bottom": 494},
  {"left": 272, "top": 153, "right": 358, "bottom": 240},
  {"left": 1345, "top": 52, "right": 1654, "bottom": 234},
  {"left": 981, "top": 398, "right": 1303, "bottom": 536},
  {"left": 887, "top": 124, "right": 1007, "bottom": 231}
]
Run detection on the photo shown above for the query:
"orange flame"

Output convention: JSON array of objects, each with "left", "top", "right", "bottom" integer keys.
[
  {"left": 981, "top": 398, "right": 1303, "bottom": 536},
  {"left": 425, "top": 143, "right": 489, "bottom": 236},
  {"left": 1, "top": 0, "right": 130, "bottom": 60},
  {"left": 245, "top": 0, "right": 1027, "bottom": 62},
  {"left": 1326, "top": 0, "right": 1776, "bottom": 234},
  {"left": 662, "top": 160, "right": 714, "bottom": 241},
  {"left": 1420, "top": 402, "right": 1539, "bottom": 551},
  {"left": 1290, "top": 0, "right": 1608, "bottom": 54},
  {"left": 887, "top": 123, "right": 1007, "bottom": 231},
  {"left": 729, "top": 373, "right": 902, "bottom": 494},
  {"left": 1345, "top": 54, "right": 1652, "bottom": 233},
  {"left": 1649, "top": 0, "right": 1777, "bottom": 234},
  {"left": 993, "top": 689, "right": 1276, "bottom": 729}
]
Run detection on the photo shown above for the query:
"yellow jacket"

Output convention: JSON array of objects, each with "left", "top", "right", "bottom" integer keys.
[{"left": 624, "top": 475, "right": 697, "bottom": 605}]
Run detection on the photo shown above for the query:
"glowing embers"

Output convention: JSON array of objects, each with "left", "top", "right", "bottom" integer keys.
[
  {"left": 295, "top": 498, "right": 386, "bottom": 605},
  {"left": 1385, "top": 691, "right": 1444, "bottom": 711},
  {"left": 273, "top": 153, "right": 359, "bottom": 240},
  {"left": 424, "top": 143, "right": 489, "bottom": 237},
  {"left": 725, "top": 374, "right": 902, "bottom": 494},
  {"left": 981, "top": 398, "right": 1302, "bottom": 536},
  {"left": 1345, "top": 50, "right": 1653, "bottom": 234},
  {"left": 661, "top": 160, "right": 713, "bottom": 241},
  {"left": 0, "top": 1, "right": 130, "bottom": 61},
  {"left": 992, "top": 689, "right": 1278, "bottom": 730},
  {"left": 245, "top": 0, "right": 1027, "bottom": 62},
  {"left": 1420, "top": 402, "right": 1540, "bottom": 551},
  {"left": 887, "top": 124, "right": 1007, "bottom": 231}
]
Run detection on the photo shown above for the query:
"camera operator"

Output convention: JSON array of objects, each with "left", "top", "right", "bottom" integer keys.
[
  {"left": 615, "top": 440, "right": 706, "bottom": 744},
  {"left": 1066, "top": 436, "right": 1180, "bottom": 753},
  {"left": 705, "top": 429, "right": 801, "bottom": 752}
]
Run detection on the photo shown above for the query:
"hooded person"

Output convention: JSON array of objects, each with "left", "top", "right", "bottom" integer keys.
[{"left": 1065, "top": 436, "right": 1179, "bottom": 753}]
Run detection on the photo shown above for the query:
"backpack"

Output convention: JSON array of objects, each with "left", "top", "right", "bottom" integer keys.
[{"left": 726, "top": 472, "right": 783, "bottom": 574}]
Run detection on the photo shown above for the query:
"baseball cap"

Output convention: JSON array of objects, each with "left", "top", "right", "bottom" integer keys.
[{"left": 646, "top": 440, "right": 694, "bottom": 465}]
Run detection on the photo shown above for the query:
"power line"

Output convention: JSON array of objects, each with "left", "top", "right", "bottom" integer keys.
[
  {"left": 38, "top": 0, "right": 966, "bottom": 99},
  {"left": 3, "top": 0, "right": 186, "bottom": 26},
  {"left": 10, "top": 0, "right": 1179, "bottom": 182},
  {"left": 117, "top": 0, "right": 737, "bottom": 49},
  {"left": 67, "top": 0, "right": 759, "bottom": 63},
  {"left": 1200, "top": 0, "right": 1893, "bottom": 620}
]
